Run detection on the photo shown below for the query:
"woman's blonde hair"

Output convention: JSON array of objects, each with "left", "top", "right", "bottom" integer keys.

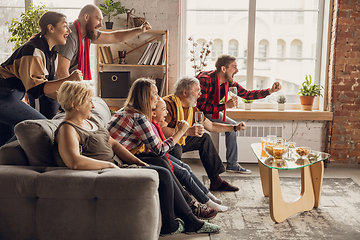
[
  {"left": 124, "top": 78, "right": 156, "bottom": 119},
  {"left": 57, "top": 81, "right": 94, "bottom": 111}
]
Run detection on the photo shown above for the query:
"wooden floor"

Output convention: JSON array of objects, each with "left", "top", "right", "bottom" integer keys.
[{"left": 161, "top": 160, "right": 360, "bottom": 240}]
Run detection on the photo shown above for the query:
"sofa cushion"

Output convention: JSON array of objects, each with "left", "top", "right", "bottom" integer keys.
[
  {"left": 14, "top": 97, "right": 111, "bottom": 166},
  {"left": 0, "top": 140, "right": 29, "bottom": 165}
]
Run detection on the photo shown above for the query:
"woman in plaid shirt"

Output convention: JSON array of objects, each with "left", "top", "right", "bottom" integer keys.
[{"left": 107, "top": 78, "right": 219, "bottom": 221}]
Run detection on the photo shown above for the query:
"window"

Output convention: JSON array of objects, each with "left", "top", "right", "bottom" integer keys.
[
  {"left": 0, "top": 0, "right": 25, "bottom": 63},
  {"left": 290, "top": 39, "right": 303, "bottom": 61},
  {"left": 228, "top": 39, "right": 238, "bottom": 57},
  {"left": 258, "top": 39, "right": 268, "bottom": 62},
  {"left": 183, "top": 0, "right": 330, "bottom": 109},
  {"left": 277, "top": 39, "right": 285, "bottom": 61},
  {"left": 211, "top": 39, "right": 223, "bottom": 59}
]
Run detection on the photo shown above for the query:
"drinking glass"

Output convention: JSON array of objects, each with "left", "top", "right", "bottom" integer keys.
[
  {"left": 273, "top": 141, "right": 285, "bottom": 161},
  {"left": 194, "top": 111, "right": 204, "bottom": 126},
  {"left": 261, "top": 137, "right": 268, "bottom": 157},
  {"left": 284, "top": 142, "right": 296, "bottom": 160},
  {"left": 229, "top": 87, "right": 237, "bottom": 96},
  {"left": 229, "top": 87, "right": 237, "bottom": 108}
]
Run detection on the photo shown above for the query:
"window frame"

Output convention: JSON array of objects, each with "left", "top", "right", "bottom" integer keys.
[{"left": 181, "top": 0, "right": 332, "bottom": 111}]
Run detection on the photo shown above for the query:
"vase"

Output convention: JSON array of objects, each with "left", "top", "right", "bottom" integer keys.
[
  {"left": 299, "top": 96, "right": 315, "bottom": 111},
  {"left": 244, "top": 103, "right": 252, "bottom": 110},
  {"left": 278, "top": 103, "right": 285, "bottom": 111},
  {"left": 105, "top": 22, "right": 113, "bottom": 29}
]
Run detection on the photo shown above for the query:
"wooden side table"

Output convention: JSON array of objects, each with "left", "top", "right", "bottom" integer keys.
[{"left": 251, "top": 143, "right": 331, "bottom": 223}]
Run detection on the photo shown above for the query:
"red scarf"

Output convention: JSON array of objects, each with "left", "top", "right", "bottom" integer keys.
[
  {"left": 212, "top": 71, "right": 228, "bottom": 122},
  {"left": 152, "top": 120, "right": 174, "bottom": 172},
  {"left": 73, "top": 19, "right": 91, "bottom": 80}
]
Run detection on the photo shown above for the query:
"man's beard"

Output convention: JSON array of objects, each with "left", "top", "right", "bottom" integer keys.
[
  {"left": 225, "top": 72, "right": 234, "bottom": 84},
  {"left": 187, "top": 94, "right": 198, "bottom": 107},
  {"left": 85, "top": 21, "right": 98, "bottom": 40}
]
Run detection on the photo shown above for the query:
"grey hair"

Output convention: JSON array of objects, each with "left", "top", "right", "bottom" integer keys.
[{"left": 174, "top": 76, "right": 200, "bottom": 96}]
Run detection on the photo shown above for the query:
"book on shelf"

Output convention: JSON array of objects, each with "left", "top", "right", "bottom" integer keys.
[
  {"left": 150, "top": 41, "right": 163, "bottom": 65},
  {"left": 142, "top": 42, "right": 158, "bottom": 65},
  {"left": 137, "top": 42, "right": 153, "bottom": 65},
  {"left": 153, "top": 41, "right": 165, "bottom": 65},
  {"left": 105, "top": 46, "right": 114, "bottom": 64},
  {"left": 100, "top": 46, "right": 108, "bottom": 64},
  {"left": 98, "top": 47, "right": 105, "bottom": 63}
]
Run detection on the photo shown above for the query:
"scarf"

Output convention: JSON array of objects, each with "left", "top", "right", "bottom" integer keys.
[
  {"left": 130, "top": 143, "right": 146, "bottom": 155},
  {"left": 212, "top": 71, "right": 228, "bottom": 122},
  {"left": 73, "top": 19, "right": 91, "bottom": 80},
  {"left": 152, "top": 120, "right": 174, "bottom": 172},
  {"left": 168, "top": 94, "right": 194, "bottom": 146}
]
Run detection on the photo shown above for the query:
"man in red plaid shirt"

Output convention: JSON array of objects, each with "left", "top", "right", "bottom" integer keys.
[{"left": 196, "top": 55, "right": 281, "bottom": 173}]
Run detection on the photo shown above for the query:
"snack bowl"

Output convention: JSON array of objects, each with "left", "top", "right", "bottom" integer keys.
[
  {"left": 295, "top": 147, "right": 310, "bottom": 159},
  {"left": 264, "top": 143, "right": 274, "bottom": 157}
]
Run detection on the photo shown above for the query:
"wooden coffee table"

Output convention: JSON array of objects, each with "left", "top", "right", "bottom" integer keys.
[{"left": 251, "top": 143, "right": 331, "bottom": 223}]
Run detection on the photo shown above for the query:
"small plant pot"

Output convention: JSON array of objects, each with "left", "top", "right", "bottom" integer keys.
[
  {"left": 299, "top": 96, "right": 315, "bottom": 111},
  {"left": 244, "top": 103, "right": 252, "bottom": 110},
  {"left": 278, "top": 103, "right": 285, "bottom": 111},
  {"left": 105, "top": 22, "right": 114, "bottom": 29}
]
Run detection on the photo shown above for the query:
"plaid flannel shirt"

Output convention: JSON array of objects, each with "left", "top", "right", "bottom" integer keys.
[
  {"left": 196, "top": 70, "right": 271, "bottom": 114},
  {"left": 107, "top": 108, "right": 175, "bottom": 156}
]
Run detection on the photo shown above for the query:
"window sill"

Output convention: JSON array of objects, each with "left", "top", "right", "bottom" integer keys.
[{"left": 226, "top": 109, "right": 333, "bottom": 121}]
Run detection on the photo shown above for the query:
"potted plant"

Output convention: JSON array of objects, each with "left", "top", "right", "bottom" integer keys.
[
  {"left": 6, "top": 4, "right": 47, "bottom": 51},
  {"left": 298, "top": 75, "right": 324, "bottom": 111},
  {"left": 277, "top": 95, "right": 286, "bottom": 111},
  {"left": 98, "top": 0, "right": 129, "bottom": 29},
  {"left": 242, "top": 99, "right": 254, "bottom": 110}
]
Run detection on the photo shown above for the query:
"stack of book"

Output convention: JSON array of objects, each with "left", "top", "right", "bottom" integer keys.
[
  {"left": 137, "top": 41, "right": 166, "bottom": 65},
  {"left": 99, "top": 46, "right": 114, "bottom": 64}
]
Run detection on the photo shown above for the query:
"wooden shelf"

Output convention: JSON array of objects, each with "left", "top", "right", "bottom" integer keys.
[
  {"left": 97, "top": 30, "right": 169, "bottom": 98},
  {"left": 226, "top": 109, "right": 333, "bottom": 121}
]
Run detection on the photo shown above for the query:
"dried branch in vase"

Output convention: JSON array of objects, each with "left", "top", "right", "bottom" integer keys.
[{"left": 188, "top": 36, "right": 213, "bottom": 76}]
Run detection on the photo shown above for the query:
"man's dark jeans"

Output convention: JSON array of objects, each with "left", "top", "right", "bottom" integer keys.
[{"left": 169, "top": 133, "right": 225, "bottom": 179}]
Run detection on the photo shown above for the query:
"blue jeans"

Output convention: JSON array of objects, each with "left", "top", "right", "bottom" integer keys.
[
  {"left": 205, "top": 112, "right": 238, "bottom": 167},
  {"left": 28, "top": 93, "right": 61, "bottom": 119},
  {"left": 0, "top": 89, "right": 46, "bottom": 146},
  {"left": 169, "top": 154, "right": 210, "bottom": 204}
]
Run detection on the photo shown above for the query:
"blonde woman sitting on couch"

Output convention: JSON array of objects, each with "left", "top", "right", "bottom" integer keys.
[{"left": 53, "top": 81, "right": 220, "bottom": 235}]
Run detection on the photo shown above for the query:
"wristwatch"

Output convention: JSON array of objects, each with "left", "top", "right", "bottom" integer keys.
[{"left": 234, "top": 125, "right": 237, "bottom": 132}]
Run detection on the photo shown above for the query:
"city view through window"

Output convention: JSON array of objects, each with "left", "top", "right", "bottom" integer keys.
[{"left": 184, "top": 0, "right": 326, "bottom": 105}]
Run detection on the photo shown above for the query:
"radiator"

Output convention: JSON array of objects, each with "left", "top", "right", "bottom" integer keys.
[{"left": 219, "top": 124, "right": 283, "bottom": 163}]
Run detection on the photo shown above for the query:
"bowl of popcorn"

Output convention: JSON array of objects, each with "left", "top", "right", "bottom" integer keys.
[{"left": 295, "top": 147, "right": 310, "bottom": 159}]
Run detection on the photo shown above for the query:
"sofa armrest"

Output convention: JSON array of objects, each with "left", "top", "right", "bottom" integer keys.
[
  {"left": 0, "top": 166, "right": 161, "bottom": 240},
  {"left": 0, "top": 140, "right": 29, "bottom": 165}
]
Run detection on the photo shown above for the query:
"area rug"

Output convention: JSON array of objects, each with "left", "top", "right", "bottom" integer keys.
[{"left": 202, "top": 176, "right": 360, "bottom": 240}]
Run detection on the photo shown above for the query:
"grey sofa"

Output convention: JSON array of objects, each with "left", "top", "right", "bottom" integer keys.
[{"left": 0, "top": 98, "right": 161, "bottom": 240}]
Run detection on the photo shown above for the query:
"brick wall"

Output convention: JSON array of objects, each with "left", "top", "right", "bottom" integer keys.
[{"left": 328, "top": 0, "right": 360, "bottom": 164}]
